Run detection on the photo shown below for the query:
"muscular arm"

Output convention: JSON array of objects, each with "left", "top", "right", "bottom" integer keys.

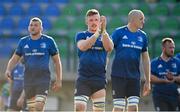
[
  {"left": 52, "top": 54, "right": 62, "bottom": 83},
  {"left": 77, "top": 31, "right": 100, "bottom": 51},
  {"left": 142, "top": 51, "right": 151, "bottom": 84},
  {"left": 151, "top": 74, "right": 173, "bottom": 83},
  {"left": 5, "top": 54, "right": 21, "bottom": 78},
  {"left": 101, "top": 31, "right": 114, "bottom": 52},
  {"left": 141, "top": 51, "right": 151, "bottom": 96}
]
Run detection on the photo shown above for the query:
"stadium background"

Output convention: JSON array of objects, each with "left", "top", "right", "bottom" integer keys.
[{"left": 0, "top": 0, "right": 179, "bottom": 111}]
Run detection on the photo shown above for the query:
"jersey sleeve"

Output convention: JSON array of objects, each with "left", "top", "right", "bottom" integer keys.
[
  {"left": 142, "top": 34, "right": 148, "bottom": 52},
  {"left": 111, "top": 29, "right": 119, "bottom": 48},
  {"left": 177, "top": 58, "right": 180, "bottom": 75},
  {"left": 15, "top": 39, "right": 23, "bottom": 57},
  {"left": 49, "top": 38, "right": 59, "bottom": 56},
  {"left": 75, "top": 32, "right": 86, "bottom": 43},
  {"left": 151, "top": 59, "right": 158, "bottom": 76}
]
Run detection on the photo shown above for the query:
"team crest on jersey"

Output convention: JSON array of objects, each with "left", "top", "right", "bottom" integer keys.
[
  {"left": 122, "top": 35, "right": 128, "bottom": 39},
  {"left": 137, "top": 36, "right": 143, "bottom": 42},
  {"left": 158, "top": 64, "right": 163, "bottom": 68},
  {"left": 172, "top": 63, "right": 176, "bottom": 68},
  {"left": 40, "top": 42, "right": 46, "bottom": 48},
  {"left": 32, "top": 49, "right": 37, "bottom": 52},
  {"left": 24, "top": 44, "right": 29, "bottom": 48}
]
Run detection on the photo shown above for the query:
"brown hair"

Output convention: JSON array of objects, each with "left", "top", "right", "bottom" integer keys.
[{"left": 162, "top": 37, "right": 174, "bottom": 47}]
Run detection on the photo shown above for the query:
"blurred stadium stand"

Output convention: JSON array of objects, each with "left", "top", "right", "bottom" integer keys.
[{"left": 0, "top": 0, "right": 180, "bottom": 111}]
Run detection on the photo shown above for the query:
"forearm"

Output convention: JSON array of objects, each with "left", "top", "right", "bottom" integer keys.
[
  {"left": 77, "top": 31, "right": 100, "bottom": 51},
  {"left": 174, "top": 75, "right": 180, "bottom": 83},
  {"left": 151, "top": 75, "right": 167, "bottom": 83},
  {"left": 54, "top": 56, "right": 62, "bottom": 82},
  {"left": 142, "top": 53, "right": 151, "bottom": 83},
  {"left": 102, "top": 31, "right": 114, "bottom": 52}
]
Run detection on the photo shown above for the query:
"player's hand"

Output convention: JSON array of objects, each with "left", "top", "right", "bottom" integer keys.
[
  {"left": 5, "top": 70, "right": 12, "bottom": 80},
  {"left": 52, "top": 80, "right": 62, "bottom": 92},
  {"left": 100, "top": 15, "right": 107, "bottom": 33},
  {"left": 142, "top": 81, "right": 151, "bottom": 96}
]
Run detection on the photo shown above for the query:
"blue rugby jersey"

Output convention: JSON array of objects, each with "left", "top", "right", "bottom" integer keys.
[
  {"left": 176, "top": 53, "right": 180, "bottom": 59},
  {"left": 11, "top": 63, "right": 25, "bottom": 90},
  {"left": 75, "top": 31, "right": 108, "bottom": 80},
  {"left": 111, "top": 26, "right": 148, "bottom": 79},
  {"left": 15, "top": 34, "right": 59, "bottom": 86},
  {"left": 151, "top": 57, "right": 180, "bottom": 100}
]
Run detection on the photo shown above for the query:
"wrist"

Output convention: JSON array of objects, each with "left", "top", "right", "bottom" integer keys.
[{"left": 94, "top": 30, "right": 100, "bottom": 38}]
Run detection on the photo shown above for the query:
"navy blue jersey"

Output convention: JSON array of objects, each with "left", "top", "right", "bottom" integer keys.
[
  {"left": 176, "top": 53, "right": 180, "bottom": 59},
  {"left": 111, "top": 26, "right": 148, "bottom": 79},
  {"left": 11, "top": 63, "right": 25, "bottom": 90},
  {"left": 75, "top": 31, "right": 108, "bottom": 80},
  {"left": 15, "top": 34, "right": 59, "bottom": 86},
  {"left": 151, "top": 57, "right": 180, "bottom": 100}
]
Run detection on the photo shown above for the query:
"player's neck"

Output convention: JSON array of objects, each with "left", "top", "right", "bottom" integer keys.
[
  {"left": 30, "top": 33, "right": 41, "bottom": 40},
  {"left": 160, "top": 54, "right": 171, "bottom": 62},
  {"left": 127, "top": 23, "right": 138, "bottom": 32}
]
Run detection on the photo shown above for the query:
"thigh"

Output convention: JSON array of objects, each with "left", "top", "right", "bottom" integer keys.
[
  {"left": 126, "top": 78, "right": 140, "bottom": 97},
  {"left": 36, "top": 83, "right": 50, "bottom": 97},
  {"left": 90, "top": 79, "right": 106, "bottom": 96},
  {"left": 153, "top": 96, "right": 168, "bottom": 111},
  {"left": 111, "top": 77, "right": 126, "bottom": 98},
  {"left": 75, "top": 79, "right": 91, "bottom": 97},
  {"left": 24, "top": 85, "right": 36, "bottom": 99}
]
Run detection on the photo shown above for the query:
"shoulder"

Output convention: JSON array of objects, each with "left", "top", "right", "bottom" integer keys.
[
  {"left": 138, "top": 29, "right": 147, "bottom": 37},
  {"left": 76, "top": 31, "right": 87, "bottom": 37},
  {"left": 114, "top": 25, "right": 127, "bottom": 32},
  {"left": 151, "top": 57, "right": 159, "bottom": 64},
  {"left": 41, "top": 34, "right": 54, "bottom": 40}
]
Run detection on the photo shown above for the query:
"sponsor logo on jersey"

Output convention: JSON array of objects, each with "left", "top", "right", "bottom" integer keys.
[
  {"left": 24, "top": 44, "right": 29, "bottom": 48},
  {"left": 40, "top": 42, "right": 46, "bottom": 48},
  {"left": 122, "top": 35, "right": 128, "bottom": 39},
  {"left": 158, "top": 64, "right": 163, "bottom": 68}
]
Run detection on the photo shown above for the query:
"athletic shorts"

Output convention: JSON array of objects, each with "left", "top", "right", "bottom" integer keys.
[
  {"left": 75, "top": 79, "right": 106, "bottom": 97},
  {"left": 111, "top": 76, "right": 140, "bottom": 98},
  {"left": 152, "top": 95, "right": 179, "bottom": 111},
  {"left": 24, "top": 83, "right": 49, "bottom": 99}
]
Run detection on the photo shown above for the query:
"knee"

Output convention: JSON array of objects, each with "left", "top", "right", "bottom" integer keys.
[
  {"left": 35, "top": 102, "right": 45, "bottom": 111},
  {"left": 92, "top": 97, "right": 105, "bottom": 111},
  {"left": 75, "top": 103, "right": 86, "bottom": 111},
  {"left": 35, "top": 95, "right": 46, "bottom": 111},
  {"left": 113, "top": 98, "right": 126, "bottom": 111},
  {"left": 127, "top": 96, "right": 139, "bottom": 111},
  {"left": 74, "top": 95, "right": 89, "bottom": 111}
]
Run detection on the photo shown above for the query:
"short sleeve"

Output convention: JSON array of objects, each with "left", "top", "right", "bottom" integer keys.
[
  {"left": 111, "top": 29, "right": 119, "bottom": 48},
  {"left": 142, "top": 34, "right": 148, "bottom": 52},
  {"left": 15, "top": 39, "right": 23, "bottom": 57},
  {"left": 151, "top": 59, "right": 157, "bottom": 76},
  {"left": 75, "top": 32, "right": 86, "bottom": 43},
  {"left": 49, "top": 38, "right": 59, "bottom": 56}
]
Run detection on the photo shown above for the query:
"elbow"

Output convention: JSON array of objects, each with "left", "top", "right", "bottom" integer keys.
[{"left": 78, "top": 46, "right": 88, "bottom": 51}]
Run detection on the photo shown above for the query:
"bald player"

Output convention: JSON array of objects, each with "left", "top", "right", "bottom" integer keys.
[{"left": 111, "top": 9, "right": 151, "bottom": 112}]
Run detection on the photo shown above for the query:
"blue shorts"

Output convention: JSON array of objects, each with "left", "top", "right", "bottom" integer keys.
[
  {"left": 24, "top": 83, "right": 49, "bottom": 99},
  {"left": 9, "top": 89, "right": 24, "bottom": 110},
  {"left": 75, "top": 78, "right": 106, "bottom": 97},
  {"left": 111, "top": 76, "right": 140, "bottom": 98}
]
